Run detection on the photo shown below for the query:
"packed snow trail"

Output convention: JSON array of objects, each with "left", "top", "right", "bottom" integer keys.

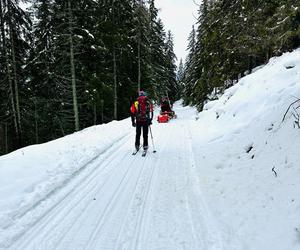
[
  {"left": 8, "top": 105, "right": 224, "bottom": 250},
  {"left": 2, "top": 50, "right": 300, "bottom": 250}
]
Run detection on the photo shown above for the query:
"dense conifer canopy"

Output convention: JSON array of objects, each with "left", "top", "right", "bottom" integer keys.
[
  {"left": 1, "top": 0, "right": 300, "bottom": 154},
  {"left": 183, "top": 0, "right": 300, "bottom": 109},
  {"left": 0, "top": 0, "right": 178, "bottom": 154}
]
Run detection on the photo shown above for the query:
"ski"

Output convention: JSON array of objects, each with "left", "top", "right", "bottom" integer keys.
[
  {"left": 132, "top": 146, "right": 142, "bottom": 155},
  {"left": 132, "top": 150, "right": 139, "bottom": 155}
]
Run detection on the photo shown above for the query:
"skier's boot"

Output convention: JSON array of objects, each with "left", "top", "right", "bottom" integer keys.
[{"left": 142, "top": 145, "right": 148, "bottom": 157}]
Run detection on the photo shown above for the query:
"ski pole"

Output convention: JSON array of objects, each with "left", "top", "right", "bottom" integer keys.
[{"left": 149, "top": 125, "right": 157, "bottom": 153}]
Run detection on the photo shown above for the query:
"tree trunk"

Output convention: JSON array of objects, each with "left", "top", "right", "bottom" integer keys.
[
  {"left": 5, "top": 122, "right": 8, "bottom": 154},
  {"left": 266, "top": 46, "right": 272, "bottom": 62},
  {"left": 1, "top": 0, "right": 19, "bottom": 144},
  {"left": 1, "top": 123, "right": 8, "bottom": 154},
  {"left": 248, "top": 55, "right": 253, "bottom": 74},
  {"left": 138, "top": 0, "right": 142, "bottom": 92},
  {"left": 93, "top": 101, "right": 97, "bottom": 125},
  {"left": 7, "top": 1, "right": 22, "bottom": 146},
  {"left": 101, "top": 99, "right": 104, "bottom": 124},
  {"left": 0, "top": 125, "right": 3, "bottom": 154},
  {"left": 9, "top": 23, "right": 22, "bottom": 144},
  {"left": 113, "top": 46, "right": 118, "bottom": 120},
  {"left": 0, "top": 0, "right": 4, "bottom": 47},
  {"left": 56, "top": 115, "right": 65, "bottom": 137},
  {"left": 137, "top": 34, "right": 141, "bottom": 93},
  {"left": 68, "top": 0, "right": 79, "bottom": 131},
  {"left": 34, "top": 99, "right": 39, "bottom": 144}
]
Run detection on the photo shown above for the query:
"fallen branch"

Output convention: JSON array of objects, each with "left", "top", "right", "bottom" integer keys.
[
  {"left": 282, "top": 98, "right": 300, "bottom": 123},
  {"left": 292, "top": 112, "right": 300, "bottom": 128},
  {"left": 272, "top": 166, "right": 278, "bottom": 177}
]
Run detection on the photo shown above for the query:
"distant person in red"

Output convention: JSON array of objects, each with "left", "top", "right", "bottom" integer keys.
[
  {"left": 130, "top": 91, "right": 154, "bottom": 151},
  {"left": 160, "top": 97, "right": 172, "bottom": 113}
]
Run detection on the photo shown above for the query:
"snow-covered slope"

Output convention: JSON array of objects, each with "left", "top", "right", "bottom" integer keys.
[
  {"left": 0, "top": 120, "right": 132, "bottom": 247},
  {"left": 189, "top": 50, "right": 300, "bottom": 250},
  {"left": 0, "top": 50, "right": 300, "bottom": 250}
]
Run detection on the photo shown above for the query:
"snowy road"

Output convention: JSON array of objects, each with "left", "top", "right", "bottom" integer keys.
[
  {"left": 8, "top": 105, "right": 223, "bottom": 250},
  {"left": 3, "top": 51, "right": 300, "bottom": 250}
]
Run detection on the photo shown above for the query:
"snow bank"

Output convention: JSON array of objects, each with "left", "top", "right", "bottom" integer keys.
[
  {"left": 190, "top": 50, "right": 300, "bottom": 249},
  {"left": 0, "top": 119, "right": 131, "bottom": 237}
]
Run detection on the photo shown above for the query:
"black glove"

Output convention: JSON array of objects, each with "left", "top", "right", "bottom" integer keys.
[
  {"left": 132, "top": 122, "right": 136, "bottom": 127},
  {"left": 148, "top": 119, "right": 152, "bottom": 125}
]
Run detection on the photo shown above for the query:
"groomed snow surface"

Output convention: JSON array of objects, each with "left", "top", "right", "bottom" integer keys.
[{"left": 1, "top": 50, "right": 300, "bottom": 250}]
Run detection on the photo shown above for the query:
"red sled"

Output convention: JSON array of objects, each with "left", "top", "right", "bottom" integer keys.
[{"left": 157, "top": 114, "right": 170, "bottom": 123}]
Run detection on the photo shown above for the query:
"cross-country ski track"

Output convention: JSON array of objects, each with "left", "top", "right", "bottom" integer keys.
[
  {"left": 3, "top": 51, "right": 300, "bottom": 250},
  {"left": 6, "top": 105, "right": 225, "bottom": 250}
]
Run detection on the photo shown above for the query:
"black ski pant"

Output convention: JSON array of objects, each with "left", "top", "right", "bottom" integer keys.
[{"left": 135, "top": 122, "right": 149, "bottom": 148}]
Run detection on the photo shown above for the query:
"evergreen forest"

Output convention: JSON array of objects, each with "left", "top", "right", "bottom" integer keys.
[
  {"left": 182, "top": 0, "right": 300, "bottom": 109},
  {"left": 0, "top": 0, "right": 178, "bottom": 154},
  {"left": 1, "top": 0, "right": 300, "bottom": 155}
]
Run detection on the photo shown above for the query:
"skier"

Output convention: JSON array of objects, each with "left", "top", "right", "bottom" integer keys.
[
  {"left": 160, "top": 96, "right": 175, "bottom": 117},
  {"left": 160, "top": 97, "right": 172, "bottom": 113},
  {"left": 130, "top": 90, "right": 154, "bottom": 153}
]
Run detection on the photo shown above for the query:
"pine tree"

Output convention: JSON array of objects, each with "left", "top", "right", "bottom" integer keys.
[
  {"left": 148, "top": 0, "right": 165, "bottom": 98},
  {"left": 177, "top": 59, "right": 184, "bottom": 83},
  {"left": 163, "top": 30, "right": 177, "bottom": 101},
  {"left": 183, "top": 25, "right": 197, "bottom": 105},
  {"left": 133, "top": 0, "right": 151, "bottom": 93},
  {"left": 265, "top": 0, "right": 300, "bottom": 56},
  {"left": 148, "top": 0, "right": 179, "bottom": 101},
  {"left": 176, "top": 58, "right": 184, "bottom": 100},
  {"left": 26, "top": 0, "right": 58, "bottom": 143},
  {"left": 50, "top": 0, "right": 98, "bottom": 134},
  {"left": 0, "top": 0, "right": 31, "bottom": 150}
]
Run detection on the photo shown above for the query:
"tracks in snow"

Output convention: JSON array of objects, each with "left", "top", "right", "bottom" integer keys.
[
  {"left": 7, "top": 132, "right": 134, "bottom": 249},
  {"left": 7, "top": 113, "right": 225, "bottom": 250}
]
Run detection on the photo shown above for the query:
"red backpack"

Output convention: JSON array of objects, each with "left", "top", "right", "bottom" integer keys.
[{"left": 136, "top": 96, "right": 152, "bottom": 122}]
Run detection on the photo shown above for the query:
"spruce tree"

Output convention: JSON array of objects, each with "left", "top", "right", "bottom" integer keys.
[
  {"left": 183, "top": 25, "right": 197, "bottom": 105},
  {"left": 0, "top": 0, "right": 31, "bottom": 150},
  {"left": 163, "top": 30, "right": 177, "bottom": 101}
]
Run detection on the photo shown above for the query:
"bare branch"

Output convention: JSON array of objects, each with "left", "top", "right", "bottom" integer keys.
[{"left": 282, "top": 98, "right": 300, "bottom": 123}]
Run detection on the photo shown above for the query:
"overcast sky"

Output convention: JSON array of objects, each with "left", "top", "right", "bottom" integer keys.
[{"left": 155, "top": 0, "right": 200, "bottom": 65}]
